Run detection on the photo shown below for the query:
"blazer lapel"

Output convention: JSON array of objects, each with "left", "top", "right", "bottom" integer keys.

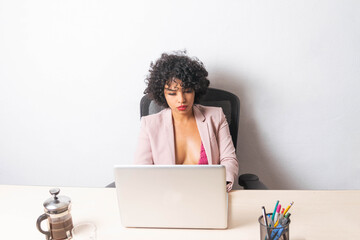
[
  {"left": 193, "top": 105, "right": 212, "bottom": 165},
  {"left": 164, "top": 108, "right": 176, "bottom": 164}
]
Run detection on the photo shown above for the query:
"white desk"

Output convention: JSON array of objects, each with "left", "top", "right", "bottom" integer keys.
[{"left": 1, "top": 185, "right": 359, "bottom": 239}]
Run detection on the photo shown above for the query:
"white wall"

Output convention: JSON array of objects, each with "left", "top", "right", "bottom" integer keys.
[{"left": 1, "top": 0, "right": 359, "bottom": 189}]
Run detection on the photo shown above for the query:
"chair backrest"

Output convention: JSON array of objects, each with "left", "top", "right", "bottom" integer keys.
[{"left": 140, "top": 88, "right": 240, "bottom": 150}]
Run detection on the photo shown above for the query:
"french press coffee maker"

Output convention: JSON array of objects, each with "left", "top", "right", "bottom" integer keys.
[{"left": 36, "top": 188, "right": 74, "bottom": 240}]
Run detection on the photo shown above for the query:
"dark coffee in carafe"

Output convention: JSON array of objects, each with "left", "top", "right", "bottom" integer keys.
[{"left": 49, "top": 215, "right": 73, "bottom": 239}]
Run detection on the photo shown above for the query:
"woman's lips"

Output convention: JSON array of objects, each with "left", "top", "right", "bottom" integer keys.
[{"left": 177, "top": 105, "right": 188, "bottom": 111}]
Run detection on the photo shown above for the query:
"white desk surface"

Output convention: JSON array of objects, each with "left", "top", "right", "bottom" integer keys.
[{"left": 1, "top": 185, "right": 359, "bottom": 240}]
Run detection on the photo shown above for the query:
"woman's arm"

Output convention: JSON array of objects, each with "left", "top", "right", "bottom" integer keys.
[
  {"left": 134, "top": 117, "right": 154, "bottom": 164},
  {"left": 216, "top": 109, "right": 239, "bottom": 190}
]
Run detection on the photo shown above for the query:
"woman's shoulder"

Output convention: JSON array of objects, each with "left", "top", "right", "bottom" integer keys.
[
  {"left": 194, "top": 104, "right": 226, "bottom": 125},
  {"left": 141, "top": 108, "right": 170, "bottom": 125},
  {"left": 195, "top": 104, "right": 223, "bottom": 116}
]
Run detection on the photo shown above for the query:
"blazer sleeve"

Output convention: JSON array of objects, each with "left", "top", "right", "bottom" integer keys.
[
  {"left": 217, "top": 109, "right": 239, "bottom": 189},
  {"left": 134, "top": 117, "right": 154, "bottom": 164}
]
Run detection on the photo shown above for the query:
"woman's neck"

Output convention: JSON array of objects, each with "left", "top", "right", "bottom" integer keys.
[{"left": 171, "top": 109, "right": 194, "bottom": 124}]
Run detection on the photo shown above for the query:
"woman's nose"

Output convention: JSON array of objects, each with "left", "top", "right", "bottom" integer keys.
[{"left": 178, "top": 92, "right": 185, "bottom": 103}]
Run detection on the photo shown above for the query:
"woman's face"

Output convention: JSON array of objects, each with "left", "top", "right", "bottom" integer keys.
[{"left": 164, "top": 78, "right": 195, "bottom": 116}]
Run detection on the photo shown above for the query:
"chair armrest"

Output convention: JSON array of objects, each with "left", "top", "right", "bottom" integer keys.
[
  {"left": 106, "top": 182, "right": 115, "bottom": 188},
  {"left": 238, "top": 173, "right": 268, "bottom": 189}
]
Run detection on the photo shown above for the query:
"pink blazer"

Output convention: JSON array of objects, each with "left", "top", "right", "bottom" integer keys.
[{"left": 134, "top": 104, "right": 239, "bottom": 188}]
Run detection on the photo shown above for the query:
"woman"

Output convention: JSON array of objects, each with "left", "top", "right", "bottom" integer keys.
[{"left": 135, "top": 51, "right": 238, "bottom": 191}]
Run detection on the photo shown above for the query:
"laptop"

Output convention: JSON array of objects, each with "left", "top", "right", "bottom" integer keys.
[{"left": 114, "top": 165, "right": 228, "bottom": 229}]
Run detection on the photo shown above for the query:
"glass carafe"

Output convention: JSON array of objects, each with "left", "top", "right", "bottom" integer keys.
[{"left": 36, "top": 188, "right": 73, "bottom": 240}]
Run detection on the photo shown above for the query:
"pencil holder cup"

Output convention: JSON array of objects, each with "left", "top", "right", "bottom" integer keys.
[{"left": 259, "top": 213, "right": 290, "bottom": 240}]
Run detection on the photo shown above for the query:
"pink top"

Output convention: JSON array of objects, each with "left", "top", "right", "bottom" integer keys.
[{"left": 198, "top": 142, "right": 208, "bottom": 165}]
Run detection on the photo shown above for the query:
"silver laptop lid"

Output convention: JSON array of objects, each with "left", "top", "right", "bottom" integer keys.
[{"left": 114, "top": 165, "right": 228, "bottom": 229}]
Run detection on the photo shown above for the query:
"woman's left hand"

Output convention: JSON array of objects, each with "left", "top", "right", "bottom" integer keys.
[{"left": 226, "top": 182, "right": 232, "bottom": 192}]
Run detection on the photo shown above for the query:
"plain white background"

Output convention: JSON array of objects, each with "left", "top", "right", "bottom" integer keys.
[{"left": 0, "top": 0, "right": 359, "bottom": 189}]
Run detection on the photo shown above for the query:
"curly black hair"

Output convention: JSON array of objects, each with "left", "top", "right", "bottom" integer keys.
[{"left": 144, "top": 51, "right": 210, "bottom": 107}]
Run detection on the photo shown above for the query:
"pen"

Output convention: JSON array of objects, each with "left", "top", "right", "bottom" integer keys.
[
  {"left": 271, "top": 200, "right": 279, "bottom": 223},
  {"left": 283, "top": 201, "right": 294, "bottom": 216},
  {"left": 262, "top": 206, "right": 271, "bottom": 240},
  {"left": 279, "top": 208, "right": 285, "bottom": 224},
  {"left": 274, "top": 204, "right": 281, "bottom": 224}
]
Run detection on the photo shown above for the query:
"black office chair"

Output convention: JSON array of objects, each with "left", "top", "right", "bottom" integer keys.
[{"left": 107, "top": 88, "right": 267, "bottom": 189}]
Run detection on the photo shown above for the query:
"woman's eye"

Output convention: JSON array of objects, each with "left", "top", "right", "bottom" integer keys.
[
  {"left": 184, "top": 89, "right": 193, "bottom": 93},
  {"left": 168, "top": 93, "right": 176, "bottom": 96}
]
